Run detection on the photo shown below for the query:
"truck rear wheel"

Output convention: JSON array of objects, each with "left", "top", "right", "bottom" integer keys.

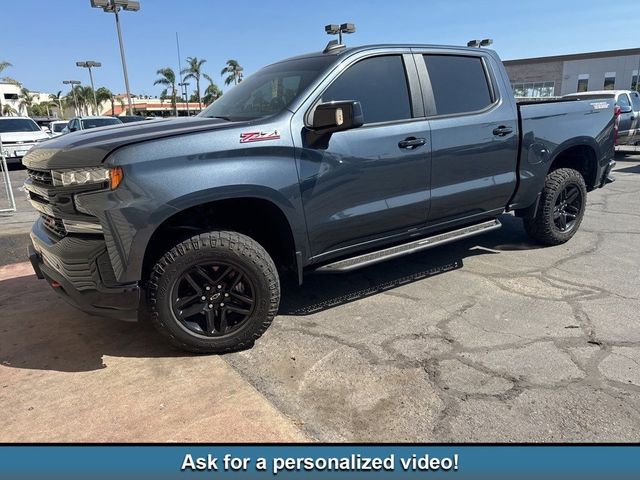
[
  {"left": 524, "top": 167, "right": 587, "bottom": 246},
  {"left": 147, "top": 231, "right": 280, "bottom": 353}
]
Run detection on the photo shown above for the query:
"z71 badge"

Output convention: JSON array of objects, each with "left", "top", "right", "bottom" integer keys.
[{"left": 240, "top": 130, "right": 280, "bottom": 143}]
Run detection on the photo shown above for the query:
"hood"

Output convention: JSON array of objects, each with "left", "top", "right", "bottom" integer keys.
[
  {"left": 0, "top": 130, "right": 50, "bottom": 143},
  {"left": 22, "top": 117, "right": 250, "bottom": 170}
]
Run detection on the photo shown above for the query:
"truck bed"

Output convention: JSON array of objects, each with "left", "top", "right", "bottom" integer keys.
[{"left": 510, "top": 98, "right": 616, "bottom": 210}]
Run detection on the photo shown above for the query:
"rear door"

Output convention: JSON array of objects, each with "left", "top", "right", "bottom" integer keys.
[{"left": 416, "top": 51, "right": 518, "bottom": 225}]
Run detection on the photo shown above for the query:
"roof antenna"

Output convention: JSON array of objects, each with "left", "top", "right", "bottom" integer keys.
[{"left": 324, "top": 23, "right": 355, "bottom": 52}]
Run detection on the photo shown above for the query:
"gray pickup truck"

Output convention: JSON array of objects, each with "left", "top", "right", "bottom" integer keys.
[{"left": 23, "top": 43, "right": 616, "bottom": 353}]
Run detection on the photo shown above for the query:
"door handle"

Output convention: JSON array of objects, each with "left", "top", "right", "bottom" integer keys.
[
  {"left": 493, "top": 126, "right": 513, "bottom": 136},
  {"left": 398, "top": 137, "right": 426, "bottom": 149}
]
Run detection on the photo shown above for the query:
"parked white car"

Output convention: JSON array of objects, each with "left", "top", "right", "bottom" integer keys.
[
  {"left": 0, "top": 117, "right": 50, "bottom": 165},
  {"left": 48, "top": 120, "right": 69, "bottom": 137},
  {"left": 564, "top": 90, "right": 640, "bottom": 146},
  {"left": 62, "top": 116, "right": 123, "bottom": 134}
]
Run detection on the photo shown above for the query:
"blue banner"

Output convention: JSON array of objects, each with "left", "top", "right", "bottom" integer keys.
[{"left": 0, "top": 445, "right": 638, "bottom": 479}]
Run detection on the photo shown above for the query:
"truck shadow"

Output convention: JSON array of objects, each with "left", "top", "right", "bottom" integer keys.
[
  {"left": 280, "top": 214, "right": 538, "bottom": 314},
  {"left": 0, "top": 215, "right": 538, "bottom": 373}
]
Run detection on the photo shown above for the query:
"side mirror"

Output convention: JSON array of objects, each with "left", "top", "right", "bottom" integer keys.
[
  {"left": 619, "top": 105, "right": 633, "bottom": 114},
  {"left": 311, "top": 101, "right": 364, "bottom": 133}
]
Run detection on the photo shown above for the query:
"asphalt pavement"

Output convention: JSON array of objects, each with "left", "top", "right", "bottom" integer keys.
[{"left": 0, "top": 152, "right": 638, "bottom": 441}]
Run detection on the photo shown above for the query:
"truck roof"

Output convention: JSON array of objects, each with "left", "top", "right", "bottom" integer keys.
[{"left": 271, "top": 43, "right": 494, "bottom": 65}]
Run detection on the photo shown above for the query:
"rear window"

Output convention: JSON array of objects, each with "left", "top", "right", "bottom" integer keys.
[
  {"left": 423, "top": 55, "right": 493, "bottom": 116},
  {"left": 51, "top": 122, "right": 67, "bottom": 133},
  {"left": 81, "top": 118, "right": 121, "bottom": 129},
  {"left": 0, "top": 118, "right": 40, "bottom": 133}
]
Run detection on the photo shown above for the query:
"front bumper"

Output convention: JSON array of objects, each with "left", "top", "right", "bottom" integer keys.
[
  {"left": 2, "top": 143, "right": 36, "bottom": 163},
  {"left": 28, "top": 217, "right": 140, "bottom": 321}
]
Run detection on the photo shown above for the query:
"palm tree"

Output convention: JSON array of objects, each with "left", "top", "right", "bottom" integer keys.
[
  {"left": 220, "top": 59, "right": 243, "bottom": 86},
  {"left": 95, "top": 87, "right": 114, "bottom": 115},
  {"left": 202, "top": 75, "right": 222, "bottom": 106},
  {"left": 182, "top": 56, "right": 208, "bottom": 111},
  {"left": 154, "top": 67, "right": 178, "bottom": 116},
  {"left": 2, "top": 104, "right": 16, "bottom": 116},
  {"left": 0, "top": 61, "right": 12, "bottom": 117},
  {"left": 49, "top": 91, "right": 65, "bottom": 119},
  {"left": 19, "top": 88, "right": 36, "bottom": 116}
]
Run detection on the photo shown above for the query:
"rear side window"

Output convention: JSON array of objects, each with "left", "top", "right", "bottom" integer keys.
[
  {"left": 320, "top": 55, "right": 412, "bottom": 124},
  {"left": 422, "top": 55, "right": 493, "bottom": 116}
]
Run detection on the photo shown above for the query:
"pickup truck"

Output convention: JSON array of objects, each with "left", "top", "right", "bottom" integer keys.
[{"left": 22, "top": 43, "right": 616, "bottom": 353}]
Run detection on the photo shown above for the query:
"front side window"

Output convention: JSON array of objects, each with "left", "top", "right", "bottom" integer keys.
[
  {"left": 617, "top": 94, "right": 631, "bottom": 108},
  {"left": 320, "top": 55, "right": 412, "bottom": 124},
  {"left": 200, "top": 56, "right": 334, "bottom": 121},
  {"left": 423, "top": 55, "right": 493, "bottom": 115},
  {"left": 0, "top": 119, "right": 40, "bottom": 133}
]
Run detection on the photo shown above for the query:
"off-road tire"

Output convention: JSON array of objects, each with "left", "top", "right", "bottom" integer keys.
[
  {"left": 147, "top": 231, "right": 280, "bottom": 353},
  {"left": 524, "top": 168, "right": 587, "bottom": 246}
]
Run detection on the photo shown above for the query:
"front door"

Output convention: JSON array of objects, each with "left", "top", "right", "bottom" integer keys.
[{"left": 293, "top": 53, "right": 431, "bottom": 257}]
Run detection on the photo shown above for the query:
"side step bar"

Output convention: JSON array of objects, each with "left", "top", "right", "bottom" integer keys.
[{"left": 316, "top": 219, "right": 502, "bottom": 273}]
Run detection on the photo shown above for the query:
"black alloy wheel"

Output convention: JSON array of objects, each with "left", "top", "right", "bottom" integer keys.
[
  {"left": 171, "top": 262, "right": 255, "bottom": 337},
  {"left": 553, "top": 184, "right": 582, "bottom": 233}
]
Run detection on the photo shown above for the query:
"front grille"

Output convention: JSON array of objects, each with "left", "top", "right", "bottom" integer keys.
[
  {"left": 41, "top": 213, "right": 67, "bottom": 237},
  {"left": 27, "top": 168, "right": 53, "bottom": 186}
]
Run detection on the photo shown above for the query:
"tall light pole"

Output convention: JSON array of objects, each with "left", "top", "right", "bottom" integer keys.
[
  {"left": 90, "top": 0, "right": 139, "bottom": 116},
  {"left": 76, "top": 60, "right": 101, "bottom": 115},
  {"left": 63, "top": 80, "right": 81, "bottom": 116},
  {"left": 178, "top": 81, "right": 190, "bottom": 116}
]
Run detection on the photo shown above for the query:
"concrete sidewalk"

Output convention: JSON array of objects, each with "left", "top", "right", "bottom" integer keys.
[{"left": 0, "top": 263, "right": 307, "bottom": 442}]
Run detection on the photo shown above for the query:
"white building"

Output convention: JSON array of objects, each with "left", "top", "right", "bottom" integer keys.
[{"left": 0, "top": 81, "right": 59, "bottom": 117}]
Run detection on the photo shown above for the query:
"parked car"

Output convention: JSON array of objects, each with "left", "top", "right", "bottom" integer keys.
[
  {"left": 117, "top": 115, "right": 147, "bottom": 123},
  {"left": 564, "top": 90, "right": 640, "bottom": 146},
  {"left": 62, "top": 116, "right": 123, "bottom": 134},
  {"left": 0, "top": 117, "right": 50, "bottom": 165},
  {"left": 23, "top": 43, "right": 616, "bottom": 353},
  {"left": 48, "top": 120, "right": 68, "bottom": 137}
]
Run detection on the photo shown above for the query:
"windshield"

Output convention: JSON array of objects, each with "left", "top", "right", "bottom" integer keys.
[
  {"left": 51, "top": 122, "right": 67, "bottom": 133},
  {"left": 0, "top": 118, "right": 41, "bottom": 133},
  {"left": 200, "top": 56, "right": 334, "bottom": 121},
  {"left": 81, "top": 118, "right": 122, "bottom": 129}
]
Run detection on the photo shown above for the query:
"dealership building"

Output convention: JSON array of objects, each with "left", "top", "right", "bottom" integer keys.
[{"left": 503, "top": 47, "right": 640, "bottom": 98}]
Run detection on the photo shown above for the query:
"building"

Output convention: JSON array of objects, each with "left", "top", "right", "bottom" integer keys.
[
  {"left": 1, "top": 81, "right": 59, "bottom": 117},
  {"left": 504, "top": 47, "right": 640, "bottom": 98},
  {"left": 99, "top": 95, "right": 203, "bottom": 117}
]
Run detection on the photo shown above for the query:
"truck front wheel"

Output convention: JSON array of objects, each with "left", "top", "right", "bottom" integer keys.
[
  {"left": 524, "top": 167, "right": 587, "bottom": 246},
  {"left": 147, "top": 231, "right": 280, "bottom": 353}
]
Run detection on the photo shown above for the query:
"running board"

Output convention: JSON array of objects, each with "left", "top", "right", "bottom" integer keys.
[{"left": 316, "top": 219, "right": 502, "bottom": 273}]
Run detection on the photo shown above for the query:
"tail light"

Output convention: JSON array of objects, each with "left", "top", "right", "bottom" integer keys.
[{"left": 613, "top": 105, "right": 621, "bottom": 146}]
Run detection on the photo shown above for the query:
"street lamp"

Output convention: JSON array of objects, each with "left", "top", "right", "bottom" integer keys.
[
  {"left": 467, "top": 39, "right": 493, "bottom": 48},
  {"left": 178, "top": 81, "right": 190, "bottom": 116},
  {"left": 89, "top": 0, "right": 140, "bottom": 116},
  {"left": 325, "top": 23, "right": 356, "bottom": 45},
  {"left": 76, "top": 60, "right": 102, "bottom": 115},
  {"left": 63, "top": 80, "right": 81, "bottom": 116}
]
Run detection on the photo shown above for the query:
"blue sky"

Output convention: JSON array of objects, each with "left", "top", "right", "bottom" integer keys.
[{"left": 1, "top": 0, "right": 638, "bottom": 96}]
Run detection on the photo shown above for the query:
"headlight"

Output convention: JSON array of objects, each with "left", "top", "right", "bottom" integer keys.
[{"left": 52, "top": 167, "right": 123, "bottom": 189}]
